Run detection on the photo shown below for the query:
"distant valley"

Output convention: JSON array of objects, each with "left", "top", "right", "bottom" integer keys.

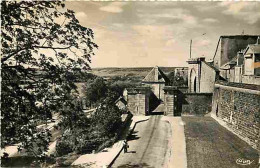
[{"left": 90, "top": 67, "right": 187, "bottom": 81}]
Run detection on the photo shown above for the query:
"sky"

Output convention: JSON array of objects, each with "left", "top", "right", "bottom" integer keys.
[{"left": 65, "top": 1, "right": 260, "bottom": 68}]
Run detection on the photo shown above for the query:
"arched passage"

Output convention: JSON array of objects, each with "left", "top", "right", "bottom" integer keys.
[
  {"left": 190, "top": 69, "right": 197, "bottom": 93},
  {"left": 194, "top": 77, "right": 197, "bottom": 93}
]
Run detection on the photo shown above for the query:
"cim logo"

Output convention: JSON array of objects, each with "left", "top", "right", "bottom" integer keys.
[{"left": 236, "top": 158, "right": 254, "bottom": 166}]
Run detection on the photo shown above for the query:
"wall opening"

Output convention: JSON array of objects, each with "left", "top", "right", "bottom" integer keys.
[
  {"left": 190, "top": 69, "right": 197, "bottom": 93},
  {"left": 216, "top": 104, "right": 218, "bottom": 117},
  {"left": 194, "top": 77, "right": 197, "bottom": 93}
]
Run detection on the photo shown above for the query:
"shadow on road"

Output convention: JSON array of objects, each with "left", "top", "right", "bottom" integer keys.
[
  {"left": 127, "top": 131, "right": 140, "bottom": 141},
  {"left": 130, "top": 118, "right": 150, "bottom": 135},
  {"left": 116, "top": 162, "right": 154, "bottom": 168},
  {"left": 150, "top": 112, "right": 164, "bottom": 115},
  {"left": 126, "top": 151, "right": 136, "bottom": 153}
]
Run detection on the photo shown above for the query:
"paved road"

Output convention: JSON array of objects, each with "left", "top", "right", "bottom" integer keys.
[{"left": 112, "top": 115, "right": 171, "bottom": 168}]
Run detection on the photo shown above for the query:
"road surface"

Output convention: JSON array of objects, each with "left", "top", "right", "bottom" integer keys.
[
  {"left": 113, "top": 115, "right": 259, "bottom": 168},
  {"left": 112, "top": 115, "right": 171, "bottom": 168},
  {"left": 183, "top": 116, "right": 259, "bottom": 168}
]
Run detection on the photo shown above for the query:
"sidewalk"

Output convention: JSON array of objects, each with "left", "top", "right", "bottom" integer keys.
[
  {"left": 162, "top": 116, "right": 187, "bottom": 168},
  {"left": 72, "top": 116, "right": 150, "bottom": 168}
]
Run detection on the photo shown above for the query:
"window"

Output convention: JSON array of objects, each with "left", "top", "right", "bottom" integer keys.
[
  {"left": 255, "top": 54, "right": 260, "bottom": 62},
  {"left": 254, "top": 54, "right": 260, "bottom": 76}
]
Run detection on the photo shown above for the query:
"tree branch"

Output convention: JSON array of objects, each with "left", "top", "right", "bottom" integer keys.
[
  {"left": 32, "top": 45, "right": 72, "bottom": 50},
  {"left": 1, "top": 48, "right": 27, "bottom": 63},
  {"left": 2, "top": 45, "right": 72, "bottom": 64},
  {"left": 53, "top": 49, "right": 62, "bottom": 66},
  {"left": 6, "top": 23, "right": 47, "bottom": 30}
]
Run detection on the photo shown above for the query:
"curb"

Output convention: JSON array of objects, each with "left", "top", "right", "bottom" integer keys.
[
  {"left": 108, "top": 144, "right": 124, "bottom": 168},
  {"left": 161, "top": 116, "right": 187, "bottom": 168}
]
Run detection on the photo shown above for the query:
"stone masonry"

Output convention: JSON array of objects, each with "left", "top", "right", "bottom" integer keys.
[{"left": 212, "top": 82, "right": 260, "bottom": 149}]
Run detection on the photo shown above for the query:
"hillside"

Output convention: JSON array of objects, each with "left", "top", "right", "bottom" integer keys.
[{"left": 90, "top": 67, "right": 187, "bottom": 81}]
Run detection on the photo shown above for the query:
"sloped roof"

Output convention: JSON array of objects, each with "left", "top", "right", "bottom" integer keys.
[
  {"left": 219, "top": 56, "right": 237, "bottom": 70},
  {"left": 126, "top": 87, "right": 151, "bottom": 94},
  {"left": 244, "top": 44, "right": 260, "bottom": 55},
  {"left": 213, "top": 35, "right": 259, "bottom": 68},
  {"left": 115, "top": 96, "right": 127, "bottom": 105},
  {"left": 142, "top": 66, "right": 169, "bottom": 83},
  {"left": 220, "top": 35, "right": 260, "bottom": 38},
  {"left": 203, "top": 61, "right": 220, "bottom": 72}
]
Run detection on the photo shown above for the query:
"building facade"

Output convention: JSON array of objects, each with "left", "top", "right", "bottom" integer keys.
[
  {"left": 213, "top": 35, "right": 259, "bottom": 69},
  {"left": 141, "top": 66, "right": 170, "bottom": 101},
  {"left": 124, "top": 87, "right": 153, "bottom": 115},
  {"left": 187, "top": 57, "right": 219, "bottom": 93}
]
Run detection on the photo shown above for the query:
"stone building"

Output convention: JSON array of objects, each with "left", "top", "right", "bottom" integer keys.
[
  {"left": 213, "top": 35, "right": 259, "bottom": 69},
  {"left": 244, "top": 44, "right": 260, "bottom": 75},
  {"left": 124, "top": 87, "right": 155, "bottom": 115},
  {"left": 163, "top": 86, "right": 182, "bottom": 116},
  {"left": 124, "top": 65, "right": 213, "bottom": 116},
  {"left": 213, "top": 35, "right": 259, "bottom": 83},
  {"left": 141, "top": 66, "right": 170, "bottom": 101},
  {"left": 184, "top": 36, "right": 259, "bottom": 117},
  {"left": 124, "top": 66, "right": 176, "bottom": 116},
  {"left": 186, "top": 35, "right": 260, "bottom": 94},
  {"left": 220, "top": 52, "right": 243, "bottom": 83},
  {"left": 207, "top": 35, "right": 260, "bottom": 152},
  {"left": 187, "top": 57, "right": 219, "bottom": 93},
  {"left": 213, "top": 38, "right": 260, "bottom": 85},
  {"left": 242, "top": 43, "right": 260, "bottom": 84}
]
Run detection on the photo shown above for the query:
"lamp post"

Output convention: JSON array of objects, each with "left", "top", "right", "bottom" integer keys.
[
  {"left": 190, "top": 33, "right": 206, "bottom": 59},
  {"left": 190, "top": 39, "right": 192, "bottom": 58}
]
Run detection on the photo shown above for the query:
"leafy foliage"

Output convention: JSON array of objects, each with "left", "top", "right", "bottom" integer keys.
[
  {"left": 56, "top": 94, "right": 123, "bottom": 156},
  {"left": 92, "top": 95, "right": 123, "bottom": 137},
  {"left": 83, "top": 75, "right": 135, "bottom": 108},
  {"left": 1, "top": 1, "right": 97, "bottom": 158},
  {"left": 55, "top": 75, "right": 125, "bottom": 156},
  {"left": 108, "top": 79, "right": 139, "bottom": 97},
  {"left": 83, "top": 77, "right": 108, "bottom": 106},
  {"left": 56, "top": 126, "right": 106, "bottom": 156},
  {"left": 167, "top": 71, "right": 187, "bottom": 87}
]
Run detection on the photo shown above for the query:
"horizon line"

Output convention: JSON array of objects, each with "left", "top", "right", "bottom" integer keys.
[{"left": 91, "top": 66, "right": 189, "bottom": 69}]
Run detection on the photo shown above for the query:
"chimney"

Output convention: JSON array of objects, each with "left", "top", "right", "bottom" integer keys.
[
  {"left": 155, "top": 66, "right": 159, "bottom": 81},
  {"left": 237, "top": 51, "right": 244, "bottom": 66},
  {"left": 197, "top": 57, "right": 205, "bottom": 62}
]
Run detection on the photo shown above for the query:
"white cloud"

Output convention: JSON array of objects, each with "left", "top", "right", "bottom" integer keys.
[
  {"left": 99, "top": 2, "right": 127, "bottom": 13},
  {"left": 75, "top": 12, "right": 87, "bottom": 18},
  {"left": 165, "top": 39, "right": 176, "bottom": 47},
  {"left": 219, "top": 2, "right": 248, "bottom": 14},
  {"left": 65, "top": 1, "right": 260, "bottom": 68},
  {"left": 91, "top": 27, "right": 106, "bottom": 39},
  {"left": 194, "top": 39, "right": 211, "bottom": 47},
  {"left": 203, "top": 18, "right": 219, "bottom": 23},
  {"left": 132, "top": 25, "right": 173, "bottom": 40},
  {"left": 137, "top": 8, "right": 199, "bottom": 28},
  {"left": 219, "top": 2, "right": 260, "bottom": 24},
  {"left": 112, "top": 23, "right": 124, "bottom": 28},
  {"left": 182, "top": 14, "right": 197, "bottom": 26},
  {"left": 195, "top": 4, "right": 219, "bottom": 12}
]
